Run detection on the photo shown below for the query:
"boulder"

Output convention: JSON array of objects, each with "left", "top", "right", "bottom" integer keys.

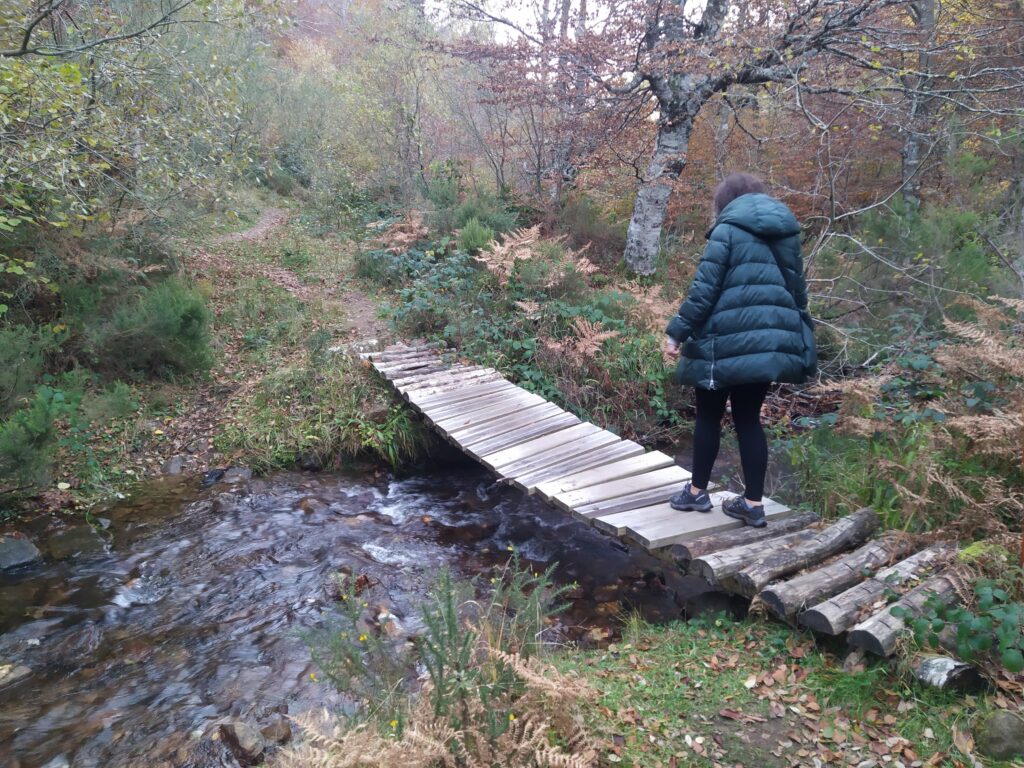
[
  {"left": 0, "top": 536, "right": 42, "bottom": 570},
  {"left": 219, "top": 720, "right": 265, "bottom": 765},
  {"left": 975, "top": 710, "right": 1024, "bottom": 761}
]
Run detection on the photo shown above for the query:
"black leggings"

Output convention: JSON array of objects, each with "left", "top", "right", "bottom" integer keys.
[{"left": 691, "top": 383, "right": 770, "bottom": 502}]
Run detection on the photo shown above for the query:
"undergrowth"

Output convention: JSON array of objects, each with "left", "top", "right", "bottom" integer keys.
[{"left": 281, "top": 555, "right": 595, "bottom": 768}]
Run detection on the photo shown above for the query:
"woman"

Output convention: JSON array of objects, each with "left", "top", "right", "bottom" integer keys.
[{"left": 664, "top": 173, "right": 816, "bottom": 527}]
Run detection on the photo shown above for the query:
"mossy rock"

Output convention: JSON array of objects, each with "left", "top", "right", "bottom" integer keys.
[{"left": 975, "top": 710, "right": 1024, "bottom": 761}]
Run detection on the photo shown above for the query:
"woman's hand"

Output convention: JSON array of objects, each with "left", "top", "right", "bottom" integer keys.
[{"left": 664, "top": 336, "right": 681, "bottom": 358}]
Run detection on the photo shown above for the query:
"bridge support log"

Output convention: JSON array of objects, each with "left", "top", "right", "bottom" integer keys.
[
  {"left": 798, "top": 544, "right": 954, "bottom": 635},
  {"left": 847, "top": 571, "right": 959, "bottom": 656},
  {"left": 667, "top": 512, "right": 819, "bottom": 570},
  {"left": 758, "top": 533, "right": 916, "bottom": 621},
  {"left": 727, "top": 509, "right": 880, "bottom": 598},
  {"left": 690, "top": 528, "right": 820, "bottom": 586}
]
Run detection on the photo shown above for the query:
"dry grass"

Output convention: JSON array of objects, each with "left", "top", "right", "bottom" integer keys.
[{"left": 272, "top": 645, "right": 598, "bottom": 768}]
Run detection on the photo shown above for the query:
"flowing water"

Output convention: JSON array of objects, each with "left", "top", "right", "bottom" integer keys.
[{"left": 0, "top": 464, "right": 731, "bottom": 768}]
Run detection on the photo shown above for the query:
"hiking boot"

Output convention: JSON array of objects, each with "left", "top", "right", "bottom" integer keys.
[
  {"left": 669, "top": 483, "right": 713, "bottom": 513},
  {"left": 722, "top": 496, "right": 767, "bottom": 528}
]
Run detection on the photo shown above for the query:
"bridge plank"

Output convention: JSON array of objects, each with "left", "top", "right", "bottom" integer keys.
[
  {"left": 480, "top": 423, "right": 601, "bottom": 470},
  {"left": 574, "top": 482, "right": 692, "bottom": 519},
  {"left": 463, "top": 412, "right": 580, "bottom": 457},
  {"left": 445, "top": 403, "right": 566, "bottom": 442},
  {"left": 552, "top": 465, "right": 692, "bottom": 511},
  {"left": 533, "top": 452, "right": 677, "bottom": 500},
  {"left": 498, "top": 430, "right": 623, "bottom": 478},
  {"left": 511, "top": 442, "right": 647, "bottom": 491},
  {"left": 395, "top": 366, "right": 494, "bottom": 390},
  {"left": 409, "top": 380, "right": 515, "bottom": 409},
  {"left": 428, "top": 392, "right": 550, "bottom": 429},
  {"left": 400, "top": 370, "right": 504, "bottom": 397},
  {"left": 626, "top": 496, "right": 791, "bottom": 549}
]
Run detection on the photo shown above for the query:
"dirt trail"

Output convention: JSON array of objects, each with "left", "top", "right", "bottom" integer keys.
[{"left": 215, "top": 207, "right": 290, "bottom": 243}]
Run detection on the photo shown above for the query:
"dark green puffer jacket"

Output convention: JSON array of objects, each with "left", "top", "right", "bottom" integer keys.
[{"left": 665, "top": 193, "right": 816, "bottom": 389}]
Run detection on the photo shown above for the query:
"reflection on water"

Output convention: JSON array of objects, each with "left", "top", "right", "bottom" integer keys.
[{"left": 0, "top": 466, "right": 715, "bottom": 767}]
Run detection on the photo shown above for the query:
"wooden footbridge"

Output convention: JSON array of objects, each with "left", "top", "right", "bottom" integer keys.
[{"left": 364, "top": 343, "right": 963, "bottom": 668}]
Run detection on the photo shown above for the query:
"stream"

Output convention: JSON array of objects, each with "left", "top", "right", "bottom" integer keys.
[{"left": 0, "top": 461, "right": 755, "bottom": 768}]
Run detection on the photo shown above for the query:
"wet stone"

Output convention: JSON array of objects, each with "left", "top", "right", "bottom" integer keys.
[
  {"left": 162, "top": 455, "right": 186, "bottom": 475},
  {"left": 975, "top": 710, "right": 1024, "bottom": 761},
  {"left": 46, "top": 526, "right": 106, "bottom": 561},
  {"left": 219, "top": 720, "right": 265, "bottom": 765},
  {"left": 0, "top": 536, "right": 42, "bottom": 570},
  {"left": 260, "top": 714, "right": 292, "bottom": 744},
  {"left": 0, "top": 664, "right": 31, "bottom": 688},
  {"left": 223, "top": 467, "right": 253, "bottom": 484}
]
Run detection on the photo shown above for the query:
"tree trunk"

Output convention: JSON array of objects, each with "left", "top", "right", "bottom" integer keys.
[
  {"left": 759, "top": 533, "right": 916, "bottom": 621},
  {"left": 847, "top": 571, "right": 959, "bottom": 656},
  {"left": 666, "top": 512, "right": 819, "bottom": 571},
  {"left": 798, "top": 544, "right": 954, "bottom": 636},
  {"left": 900, "top": 0, "right": 936, "bottom": 205},
  {"left": 623, "top": 114, "right": 695, "bottom": 274},
  {"left": 729, "top": 509, "right": 880, "bottom": 598}
]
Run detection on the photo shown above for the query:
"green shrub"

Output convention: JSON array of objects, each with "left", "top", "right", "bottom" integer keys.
[
  {"left": 0, "top": 325, "right": 54, "bottom": 417},
  {"left": 453, "top": 192, "right": 518, "bottom": 234},
  {"left": 81, "top": 381, "right": 140, "bottom": 423},
  {"left": 86, "top": 278, "right": 213, "bottom": 379},
  {"left": 898, "top": 575, "right": 1024, "bottom": 673},
  {"left": 457, "top": 217, "right": 494, "bottom": 255},
  {"left": 0, "top": 386, "right": 69, "bottom": 492},
  {"left": 558, "top": 195, "right": 626, "bottom": 261}
]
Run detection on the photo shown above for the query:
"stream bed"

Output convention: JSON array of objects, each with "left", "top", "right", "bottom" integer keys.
[{"left": 0, "top": 465, "right": 727, "bottom": 767}]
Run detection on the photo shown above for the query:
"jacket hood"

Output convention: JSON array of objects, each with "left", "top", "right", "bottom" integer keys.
[{"left": 712, "top": 193, "right": 801, "bottom": 240}]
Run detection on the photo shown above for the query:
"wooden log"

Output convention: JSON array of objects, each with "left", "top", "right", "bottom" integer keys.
[
  {"left": 689, "top": 528, "right": 821, "bottom": 586},
  {"left": 798, "top": 544, "right": 954, "bottom": 635},
  {"left": 728, "top": 509, "right": 880, "bottom": 598},
  {"left": 667, "top": 512, "right": 820, "bottom": 569},
  {"left": 847, "top": 571, "right": 959, "bottom": 656},
  {"left": 759, "top": 534, "right": 917, "bottom": 621},
  {"left": 910, "top": 654, "right": 986, "bottom": 693}
]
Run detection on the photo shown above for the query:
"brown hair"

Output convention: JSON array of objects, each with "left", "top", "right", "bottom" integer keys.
[{"left": 713, "top": 172, "right": 767, "bottom": 215}]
